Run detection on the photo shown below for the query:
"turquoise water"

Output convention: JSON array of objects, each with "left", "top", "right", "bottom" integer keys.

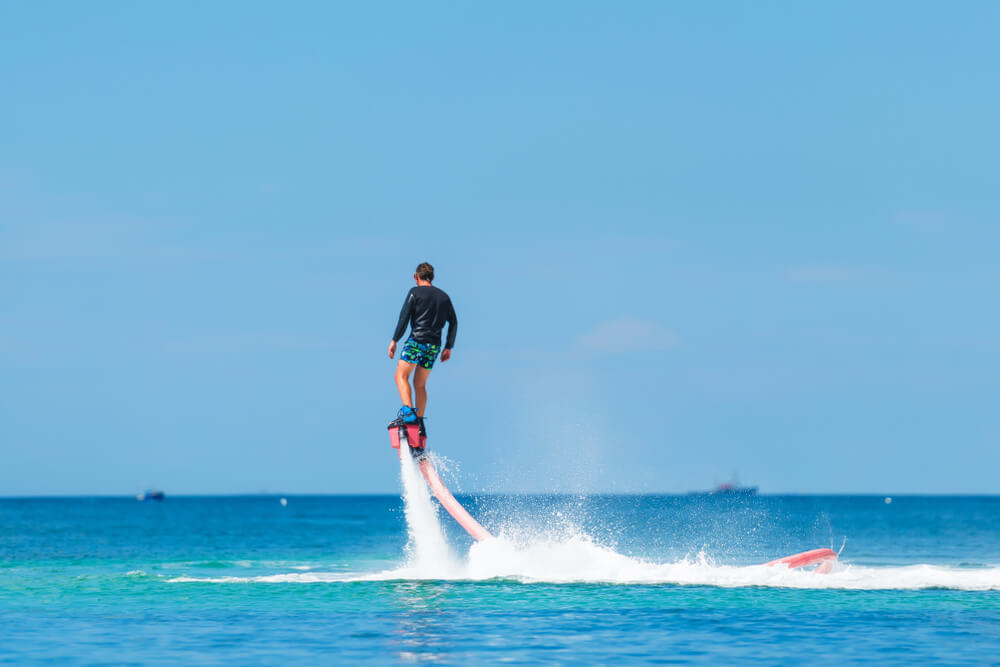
[{"left": 3, "top": 489, "right": 999, "bottom": 664}]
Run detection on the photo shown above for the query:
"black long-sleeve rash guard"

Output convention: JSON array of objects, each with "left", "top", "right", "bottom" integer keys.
[{"left": 392, "top": 285, "right": 458, "bottom": 349}]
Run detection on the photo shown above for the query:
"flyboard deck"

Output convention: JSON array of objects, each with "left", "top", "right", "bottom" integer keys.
[
  {"left": 389, "top": 422, "right": 493, "bottom": 542},
  {"left": 388, "top": 423, "right": 838, "bottom": 570}
]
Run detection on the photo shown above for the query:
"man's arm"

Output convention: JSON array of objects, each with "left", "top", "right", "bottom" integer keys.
[
  {"left": 389, "top": 290, "right": 415, "bottom": 358},
  {"left": 443, "top": 299, "right": 457, "bottom": 354}
]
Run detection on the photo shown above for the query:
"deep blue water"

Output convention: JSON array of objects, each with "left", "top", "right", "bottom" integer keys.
[{"left": 2, "top": 494, "right": 999, "bottom": 664}]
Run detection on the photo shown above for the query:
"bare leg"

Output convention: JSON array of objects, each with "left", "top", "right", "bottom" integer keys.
[
  {"left": 413, "top": 366, "right": 432, "bottom": 417},
  {"left": 395, "top": 361, "right": 416, "bottom": 407}
]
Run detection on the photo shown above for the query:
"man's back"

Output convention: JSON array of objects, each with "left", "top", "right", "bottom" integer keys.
[
  {"left": 393, "top": 285, "right": 457, "bottom": 348},
  {"left": 388, "top": 262, "right": 455, "bottom": 435}
]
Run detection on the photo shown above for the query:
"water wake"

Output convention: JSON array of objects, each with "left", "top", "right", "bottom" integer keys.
[
  {"left": 164, "top": 452, "right": 1000, "bottom": 591},
  {"left": 165, "top": 516, "right": 1000, "bottom": 590},
  {"left": 166, "top": 536, "right": 1000, "bottom": 591}
]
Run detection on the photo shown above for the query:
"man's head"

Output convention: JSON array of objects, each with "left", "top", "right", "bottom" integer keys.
[{"left": 414, "top": 262, "right": 434, "bottom": 285}]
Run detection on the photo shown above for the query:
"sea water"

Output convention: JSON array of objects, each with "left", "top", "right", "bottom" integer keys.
[{"left": 2, "top": 483, "right": 999, "bottom": 663}]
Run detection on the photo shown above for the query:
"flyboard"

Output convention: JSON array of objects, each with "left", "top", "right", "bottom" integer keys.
[{"left": 388, "top": 424, "right": 837, "bottom": 571}]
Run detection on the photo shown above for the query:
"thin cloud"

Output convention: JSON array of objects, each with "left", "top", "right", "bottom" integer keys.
[
  {"left": 890, "top": 209, "right": 961, "bottom": 229},
  {"left": 576, "top": 318, "right": 681, "bottom": 355},
  {"left": 0, "top": 218, "right": 231, "bottom": 263},
  {"left": 786, "top": 264, "right": 869, "bottom": 284}
]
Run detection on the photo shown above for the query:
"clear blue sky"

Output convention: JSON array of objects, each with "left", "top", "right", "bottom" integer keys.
[{"left": 2, "top": 2, "right": 998, "bottom": 495}]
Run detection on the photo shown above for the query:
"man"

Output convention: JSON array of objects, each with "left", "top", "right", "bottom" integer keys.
[{"left": 387, "top": 262, "right": 457, "bottom": 437}]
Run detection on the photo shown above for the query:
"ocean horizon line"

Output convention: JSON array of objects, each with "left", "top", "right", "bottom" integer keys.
[{"left": 2, "top": 491, "right": 999, "bottom": 500}]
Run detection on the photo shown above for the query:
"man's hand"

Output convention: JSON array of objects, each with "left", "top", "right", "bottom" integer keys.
[
  {"left": 440, "top": 348, "right": 451, "bottom": 362},
  {"left": 388, "top": 340, "right": 396, "bottom": 359}
]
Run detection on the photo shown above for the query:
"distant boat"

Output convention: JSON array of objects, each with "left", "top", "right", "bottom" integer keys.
[
  {"left": 709, "top": 481, "right": 758, "bottom": 495},
  {"left": 688, "top": 479, "right": 758, "bottom": 496},
  {"left": 138, "top": 490, "right": 165, "bottom": 501}
]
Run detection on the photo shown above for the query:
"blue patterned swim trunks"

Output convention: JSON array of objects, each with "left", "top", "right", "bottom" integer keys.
[{"left": 400, "top": 338, "right": 441, "bottom": 370}]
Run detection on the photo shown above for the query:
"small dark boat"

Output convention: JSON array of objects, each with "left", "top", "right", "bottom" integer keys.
[
  {"left": 138, "top": 490, "right": 165, "bottom": 501},
  {"left": 710, "top": 481, "right": 758, "bottom": 496},
  {"left": 688, "top": 478, "right": 758, "bottom": 496}
]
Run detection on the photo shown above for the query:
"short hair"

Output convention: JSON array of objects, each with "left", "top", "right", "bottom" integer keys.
[{"left": 416, "top": 262, "right": 434, "bottom": 282}]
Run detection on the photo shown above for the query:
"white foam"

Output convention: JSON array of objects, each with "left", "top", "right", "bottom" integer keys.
[{"left": 166, "top": 532, "right": 1000, "bottom": 591}]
